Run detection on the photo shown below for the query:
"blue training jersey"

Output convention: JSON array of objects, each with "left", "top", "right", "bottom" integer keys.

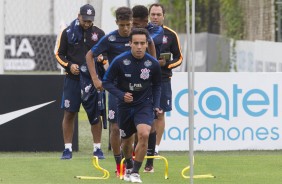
[
  {"left": 103, "top": 51, "right": 162, "bottom": 108},
  {"left": 146, "top": 22, "right": 164, "bottom": 59},
  {"left": 90, "top": 30, "right": 131, "bottom": 64}
]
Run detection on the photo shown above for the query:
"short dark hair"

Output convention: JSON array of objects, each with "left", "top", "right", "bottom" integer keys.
[
  {"left": 115, "top": 7, "right": 133, "bottom": 21},
  {"left": 129, "top": 28, "right": 149, "bottom": 41},
  {"left": 149, "top": 3, "right": 165, "bottom": 15},
  {"left": 132, "top": 5, "right": 149, "bottom": 19}
]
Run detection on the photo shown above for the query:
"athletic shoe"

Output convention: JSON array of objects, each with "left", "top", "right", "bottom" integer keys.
[
  {"left": 61, "top": 148, "right": 72, "bottom": 159},
  {"left": 93, "top": 148, "right": 105, "bottom": 159},
  {"left": 143, "top": 165, "right": 154, "bottom": 173},
  {"left": 123, "top": 168, "right": 132, "bottom": 181},
  {"left": 130, "top": 173, "right": 142, "bottom": 183}
]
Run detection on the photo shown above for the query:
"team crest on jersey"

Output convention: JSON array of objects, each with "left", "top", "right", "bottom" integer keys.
[
  {"left": 123, "top": 59, "right": 131, "bottom": 65},
  {"left": 64, "top": 100, "right": 70, "bottom": 108},
  {"left": 144, "top": 60, "right": 152, "bottom": 67},
  {"left": 140, "top": 68, "right": 150, "bottom": 80},
  {"left": 108, "top": 110, "right": 115, "bottom": 120},
  {"left": 108, "top": 35, "right": 116, "bottom": 41},
  {"left": 91, "top": 33, "right": 98, "bottom": 41},
  {"left": 80, "top": 65, "right": 87, "bottom": 72},
  {"left": 163, "top": 35, "right": 168, "bottom": 44}
]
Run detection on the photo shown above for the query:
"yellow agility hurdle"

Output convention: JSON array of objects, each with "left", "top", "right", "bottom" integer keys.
[
  {"left": 119, "top": 155, "right": 169, "bottom": 180},
  {"left": 181, "top": 157, "right": 215, "bottom": 179},
  {"left": 75, "top": 156, "right": 110, "bottom": 180}
]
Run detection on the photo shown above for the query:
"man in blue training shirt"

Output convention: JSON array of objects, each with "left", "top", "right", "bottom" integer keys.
[
  {"left": 132, "top": 5, "right": 164, "bottom": 59},
  {"left": 85, "top": 7, "right": 132, "bottom": 176},
  {"left": 85, "top": 7, "right": 157, "bottom": 177},
  {"left": 55, "top": 4, "right": 106, "bottom": 160},
  {"left": 103, "top": 28, "right": 162, "bottom": 183},
  {"left": 132, "top": 5, "right": 164, "bottom": 172}
]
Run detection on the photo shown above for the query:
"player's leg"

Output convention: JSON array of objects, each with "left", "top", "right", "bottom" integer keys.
[
  {"left": 132, "top": 124, "right": 151, "bottom": 182},
  {"left": 61, "top": 77, "right": 81, "bottom": 159},
  {"left": 131, "top": 103, "right": 153, "bottom": 183},
  {"left": 155, "top": 112, "right": 165, "bottom": 154},
  {"left": 155, "top": 80, "right": 172, "bottom": 154},
  {"left": 118, "top": 106, "right": 135, "bottom": 181},
  {"left": 91, "top": 117, "right": 104, "bottom": 159},
  {"left": 144, "top": 121, "right": 156, "bottom": 172},
  {"left": 80, "top": 68, "right": 105, "bottom": 159},
  {"left": 108, "top": 93, "right": 123, "bottom": 176}
]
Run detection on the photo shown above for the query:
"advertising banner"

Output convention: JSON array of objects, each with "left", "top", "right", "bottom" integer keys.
[
  {"left": 0, "top": 75, "right": 78, "bottom": 151},
  {"left": 160, "top": 72, "right": 282, "bottom": 151}
]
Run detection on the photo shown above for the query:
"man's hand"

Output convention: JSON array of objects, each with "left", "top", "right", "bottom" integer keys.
[
  {"left": 97, "top": 54, "right": 104, "bottom": 62},
  {"left": 154, "top": 108, "right": 163, "bottom": 116},
  {"left": 70, "top": 64, "right": 80, "bottom": 75},
  {"left": 158, "top": 58, "right": 166, "bottom": 67},
  {"left": 93, "top": 78, "right": 103, "bottom": 91},
  {"left": 124, "top": 92, "right": 133, "bottom": 103}
]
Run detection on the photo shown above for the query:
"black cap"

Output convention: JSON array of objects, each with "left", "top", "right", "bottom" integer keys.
[{"left": 80, "top": 4, "right": 95, "bottom": 21}]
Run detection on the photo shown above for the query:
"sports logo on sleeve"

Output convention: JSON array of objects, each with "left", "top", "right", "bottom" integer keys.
[
  {"left": 108, "top": 35, "right": 116, "bottom": 41},
  {"left": 140, "top": 68, "right": 150, "bottom": 80},
  {"left": 123, "top": 59, "right": 131, "bottom": 65}
]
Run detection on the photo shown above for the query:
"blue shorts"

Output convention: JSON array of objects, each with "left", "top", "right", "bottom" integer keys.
[
  {"left": 61, "top": 77, "right": 81, "bottom": 112},
  {"left": 61, "top": 69, "right": 103, "bottom": 125},
  {"left": 108, "top": 93, "right": 118, "bottom": 123},
  {"left": 118, "top": 99, "right": 154, "bottom": 139},
  {"left": 160, "top": 80, "right": 172, "bottom": 112}
]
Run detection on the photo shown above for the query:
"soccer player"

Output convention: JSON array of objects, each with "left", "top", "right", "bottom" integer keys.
[
  {"left": 55, "top": 4, "right": 106, "bottom": 159},
  {"left": 85, "top": 7, "right": 133, "bottom": 176},
  {"left": 132, "top": 5, "right": 164, "bottom": 173},
  {"left": 132, "top": 5, "right": 163, "bottom": 59},
  {"left": 149, "top": 3, "right": 183, "bottom": 156},
  {"left": 102, "top": 28, "right": 162, "bottom": 183}
]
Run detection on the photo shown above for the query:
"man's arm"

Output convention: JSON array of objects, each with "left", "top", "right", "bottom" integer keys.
[
  {"left": 102, "top": 61, "right": 125, "bottom": 101},
  {"left": 147, "top": 39, "right": 157, "bottom": 58},
  {"left": 86, "top": 50, "right": 103, "bottom": 90},
  {"left": 164, "top": 27, "right": 183, "bottom": 69},
  {"left": 55, "top": 29, "right": 72, "bottom": 70}
]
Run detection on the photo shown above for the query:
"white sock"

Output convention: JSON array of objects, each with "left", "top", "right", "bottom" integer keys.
[
  {"left": 94, "top": 143, "right": 101, "bottom": 152},
  {"left": 65, "top": 143, "right": 72, "bottom": 152},
  {"left": 155, "top": 145, "right": 159, "bottom": 153}
]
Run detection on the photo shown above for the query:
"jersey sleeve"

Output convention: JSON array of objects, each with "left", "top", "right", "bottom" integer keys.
[
  {"left": 102, "top": 60, "right": 125, "bottom": 101},
  {"left": 55, "top": 29, "right": 72, "bottom": 70},
  {"left": 165, "top": 28, "right": 183, "bottom": 69},
  {"left": 151, "top": 61, "right": 162, "bottom": 109},
  {"left": 90, "top": 35, "right": 110, "bottom": 58}
]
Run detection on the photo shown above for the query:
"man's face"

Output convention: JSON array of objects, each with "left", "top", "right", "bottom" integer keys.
[
  {"left": 130, "top": 34, "right": 148, "bottom": 59},
  {"left": 116, "top": 20, "right": 132, "bottom": 37},
  {"left": 78, "top": 14, "right": 93, "bottom": 30},
  {"left": 132, "top": 17, "right": 148, "bottom": 28},
  {"left": 149, "top": 6, "right": 164, "bottom": 26}
]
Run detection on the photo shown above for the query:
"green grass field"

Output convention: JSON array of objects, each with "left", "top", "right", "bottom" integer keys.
[{"left": 0, "top": 109, "right": 282, "bottom": 184}]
